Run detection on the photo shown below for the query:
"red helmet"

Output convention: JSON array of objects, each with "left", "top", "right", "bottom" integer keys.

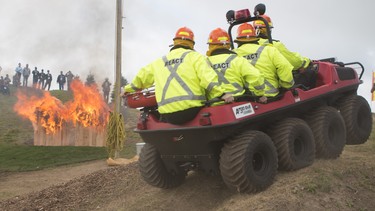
[
  {"left": 207, "top": 28, "right": 230, "bottom": 45},
  {"left": 236, "top": 23, "right": 257, "bottom": 39},
  {"left": 253, "top": 15, "right": 273, "bottom": 28},
  {"left": 174, "top": 27, "right": 195, "bottom": 42}
]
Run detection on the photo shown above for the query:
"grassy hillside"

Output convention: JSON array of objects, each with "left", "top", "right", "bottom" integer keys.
[
  {"left": 0, "top": 86, "right": 138, "bottom": 172},
  {"left": 0, "top": 86, "right": 34, "bottom": 145}
]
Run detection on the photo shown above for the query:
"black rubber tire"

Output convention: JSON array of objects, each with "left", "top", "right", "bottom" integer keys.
[
  {"left": 336, "top": 95, "right": 372, "bottom": 145},
  {"left": 305, "top": 106, "right": 346, "bottom": 159},
  {"left": 138, "top": 143, "right": 185, "bottom": 189},
  {"left": 219, "top": 131, "right": 278, "bottom": 193},
  {"left": 268, "top": 118, "right": 315, "bottom": 171}
]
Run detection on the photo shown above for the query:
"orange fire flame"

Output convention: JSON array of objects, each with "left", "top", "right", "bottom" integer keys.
[
  {"left": 64, "top": 80, "right": 109, "bottom": 128},
  {"left": 14, "top": 79, "right": 110, "bottom": 134}
]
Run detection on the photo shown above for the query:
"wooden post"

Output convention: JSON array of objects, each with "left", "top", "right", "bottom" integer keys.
[
  {"left": 113, "top": 0, "right": 123, "bottom": 158},
  {"left": 114, "top": 0, "right": 122, "bottom": 115}
]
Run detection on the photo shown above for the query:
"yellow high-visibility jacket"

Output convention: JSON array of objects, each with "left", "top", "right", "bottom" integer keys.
[
  {"left": 124, "top": 48, "right": 225, "bottom": 114},
  {"left": 207, "top": 53, "right": 265, "bottom": 99},
  {"left": 259, "top": 38, "right": 310, "bottom": 70},
  {"left": 235, "top": 43, "right": 294, "bottom": 97}
]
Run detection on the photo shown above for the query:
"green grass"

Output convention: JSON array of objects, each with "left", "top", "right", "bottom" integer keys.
[
  {"left": 0, "top": 86, "right": 138, "bottom": 172},
  {"left": 0, "top": 144, "right": 107, "bottom": 172},
  {"left": 0, "top": 87, "right": 34, "bottom": 145},
  {"left": 50, "top": 90, "right": 73, "bottom": 103}
]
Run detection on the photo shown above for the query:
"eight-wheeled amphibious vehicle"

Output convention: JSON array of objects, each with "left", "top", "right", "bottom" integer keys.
[{"left": 126, "top": 4, "right": 372, "bottom": 193}]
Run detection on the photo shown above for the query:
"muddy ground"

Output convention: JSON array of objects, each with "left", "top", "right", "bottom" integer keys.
[{"left": 0, "top": 140, "right": 374, "bottom": 211}]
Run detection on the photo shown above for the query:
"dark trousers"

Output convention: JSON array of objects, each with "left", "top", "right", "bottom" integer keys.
[
  {"left": 32, "top": 78, "right": 38, "bottom": 88},
  {"left": 104, "top": 91, "right": 110, "bottom": 103},
  {"left": 59, "top": 83, "right": 64, "bottom": 90},
  {"left": 161, "top": 106, "right": 203, "bottom": 125},
  {"left": 44, "top": 81, "right": 51, "bottom": 90},
  {"left": 22, "top": 76, "right": 29, "bottom": 86},
  {"left": 38, "top": 81, "right": 44, "bottom": 89}
]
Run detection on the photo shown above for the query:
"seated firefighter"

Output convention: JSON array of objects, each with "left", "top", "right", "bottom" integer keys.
[
  {"left": 254, "top": 15, "right": 318, "bottom": 89},
  {"left": 234, "top": 23, "right": 294, "bottom": 98},
  {"left": 205, "top": 27, "right": 267, "bottom": 103},
  {"left": 124, "top": 27, "right": 234, "bottom": 125}
]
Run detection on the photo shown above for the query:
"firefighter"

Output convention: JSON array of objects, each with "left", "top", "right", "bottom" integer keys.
[
  {"left": 234, "top": 23, "right": 294, "bottom": 98},
  {"left": 57, "top": 71, "right": 66, "bottom": 90},
  {"left": 124, "top": 27, "right": 233, "bottom": 124},
  {"left": 38, "top": 69, "right": 46, "bottom": 89},
  {"left": 254, "top": 15, "right": 317, "bottom": 89},
  {"left": 206, "top": 28, "right": 267, "bottom": 103},
  {"left": 32, "top": 67, "right": 39, "bottom": 88},
  {"left": 102, "top": 78, "right": 111, "bottom": 103},
  {"left": 3, "top": 74, "right": 11, "bottom": 95},
  {"left": 44, "top": 70, "right": 53, "bottom": 90}
]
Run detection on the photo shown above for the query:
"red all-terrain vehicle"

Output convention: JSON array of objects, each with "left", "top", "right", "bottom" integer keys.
[{"left": 126, "top": 4, "right": 372, "bottom": 193}]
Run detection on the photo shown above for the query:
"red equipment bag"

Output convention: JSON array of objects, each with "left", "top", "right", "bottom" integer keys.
[{"left": 125, "top": 91, "right": 157, "bottom": 108}]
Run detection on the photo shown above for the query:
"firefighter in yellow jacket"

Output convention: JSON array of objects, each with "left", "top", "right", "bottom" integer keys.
[
  {"left": 234, "top": 23, "right": 294, "bottom": 97},
  {"left": 124, "top": 27, "right": 234, "bottom": 124},
  {"left": 206, "top": 28, "right": 267, "bottom": 103},
  {"left": 254, "top": 15, "right": 310, "bottom": 71},
  {"left": 254, "top": 15, "right": 317, "bottom": 89}
]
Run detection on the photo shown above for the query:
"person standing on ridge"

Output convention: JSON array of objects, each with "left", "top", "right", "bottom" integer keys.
[
  {"left": 38, "top": 69, "right": 45, "bottom": 89},
  {"left": 57, "top": 71, "right": 66, "bottom": 90},
  {"left": 22, "top": 64, "right": 31, "bottom": 87},
  {"left": 32, "top": 67, "right": 39, "bottom": 88},
  {"left": 65, "top": 71, "right": 74, "bottom": 90},
  {"left": 15, "top": 62, "right": 23, "bottom": 84},
  {"left": 44, "top": 70, "right": 53, "bottom": 90},
  {"left": 102, "top": 78, "right": 112, "bottom": 103}
]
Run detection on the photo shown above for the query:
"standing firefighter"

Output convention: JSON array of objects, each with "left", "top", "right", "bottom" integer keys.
[
  {"left": 15, "top": 63, "right": 22, "bottom": 84},
  {"left": 44, "top": 70, "right": 53, "bottom": 90},
  {"left": 102, "top": 78, "right": 112, "bottom": 103},
  {"left": 22, "top": 64, "right": 31, "bottom": 87},
  {"left": 38, "top": 69, "right": 46, "bottom": 89},
  {"left": 124, "top": 26, "right": 234, "bottom": 125},
  {"left": 57, "top": 71, "right": 66, "bottom": 90},
  {"left": 65, "top": 71, "right": 74, "bottom": 90},
  {"left": 3, "top": 74, "right": 11, "bottom": 95},
  {"left": 32, "top": 67, "right": 39, "bottom": 88}
]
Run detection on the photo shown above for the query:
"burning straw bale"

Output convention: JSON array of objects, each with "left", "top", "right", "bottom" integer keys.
[{"left": 14, "top": 80, "right": 110, "bottom": 146}]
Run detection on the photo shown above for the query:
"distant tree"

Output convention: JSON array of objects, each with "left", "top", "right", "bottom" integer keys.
[
  {"left": 110, "top": 75, "right": 128, "bottom": 103},
  {"left": 121, "top": 76, "right": 128, "bottom": 87},
  {"left": 85, "top": 73, "right": 96, "bottom": 86}
]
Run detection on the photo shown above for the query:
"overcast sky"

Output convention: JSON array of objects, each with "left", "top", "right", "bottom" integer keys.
[{"left": 1, "top": 0, "right": 374, "bottom": 109}]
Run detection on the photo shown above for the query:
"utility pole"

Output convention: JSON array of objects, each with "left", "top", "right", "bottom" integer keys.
[
  {"left": 106, "top": 0, "right": 125, "bottom": 160},
  {"left": 114, "top": 0, "right": 122, "bottom": 114}
]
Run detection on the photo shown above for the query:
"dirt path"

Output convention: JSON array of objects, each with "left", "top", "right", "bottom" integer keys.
[
  {"left": 0, "top": 143, "right": 374, "bottom": 211},
  {"left": 0, "top": 160, "right": 108, "bottom": 201}
]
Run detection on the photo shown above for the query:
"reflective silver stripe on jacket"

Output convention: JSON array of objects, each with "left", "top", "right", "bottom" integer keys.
[
  {"left": 253, "top": 83, "right": 265, "bottom": 90},
  {"left": 206, "top": 81, "right": 219, "bottom": 92},
  {"left": 208, "top": 54, "right": 243, "bottom": 94},
  {"left": 264, "top": 79, "right": 279, "bottom": 95},
  {"left": 250, "top": 46, "right": 266, "bottom": 66},
  {"left": 159, "top": 51, "right": 206, "bottom": 106}
]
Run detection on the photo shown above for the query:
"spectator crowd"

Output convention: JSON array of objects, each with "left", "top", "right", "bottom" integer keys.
[{"left": 1, "top": 62, "right": 113, "bottom": 104}]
